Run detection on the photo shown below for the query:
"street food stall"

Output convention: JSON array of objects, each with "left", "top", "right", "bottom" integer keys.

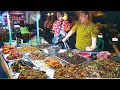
[{"left": 0, "top": 11, "right": 120, "bottom": 79}]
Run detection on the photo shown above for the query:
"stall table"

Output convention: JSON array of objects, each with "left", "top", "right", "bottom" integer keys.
[{"left": 0, "top": 37, "right": 49, "bottom": 79}]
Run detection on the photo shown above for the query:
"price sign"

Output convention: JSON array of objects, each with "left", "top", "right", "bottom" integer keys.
[
  {"left": 98, "top": 35, "right": 103, "bottom": 38},
  {"left": 112, "top": 37, "right": 118, "bottom": 41}
]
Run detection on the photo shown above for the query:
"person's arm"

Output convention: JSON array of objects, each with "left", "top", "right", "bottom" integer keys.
[
  {"left": 86, "top": 24, "right": 99, "bottom": 51},
  {"left": 62, "top": 30, "right": 75, "bottom": 42},
  {"left": 62, "top": 23, "right": 78, "bottom": 42},
  {"left": 91, "top": 37, "right": 97, "bottom": 48},
  {"left": 86, "top": 37, "right": 97, "bottom": 51}
]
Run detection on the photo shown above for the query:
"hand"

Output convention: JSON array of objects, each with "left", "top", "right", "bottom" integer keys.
[
  {"left": 62, "top": 38, "right": 66, "bottom": 43},
  {"left": 86, "top": 46, "right": 96, "bottom": 51},
  {"left": 55, "top": 40, "right": 63, "bottom": 45}
]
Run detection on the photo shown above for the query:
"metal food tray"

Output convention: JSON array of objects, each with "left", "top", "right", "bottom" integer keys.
[
  {"left": 36, "top": 43, "right": 52, "bottom": 50},
  {"left": 27, "top": 50, "right": 48, "bottom": 61},
  {"left": 55, "top": 50, "right": 92, "bottom": 65},
  {"left": 17, "top": 47, "right": 40, "bottom": 54},
  {"left": 29, "top": 55, "right": 68, "bottom": 79},
  {"left": 41, "top": 48, "right": 67, "bottom": 56},
  {"left": 7, "top": 58, "right": 41, "bottom": 79},
  {"left": 2, "top": 53, "right": 28, "bottom": 62}
]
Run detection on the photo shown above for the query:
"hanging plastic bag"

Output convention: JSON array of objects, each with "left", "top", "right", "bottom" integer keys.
[{"left": 20, "top": 27, "right": 30, "bottom": 35}]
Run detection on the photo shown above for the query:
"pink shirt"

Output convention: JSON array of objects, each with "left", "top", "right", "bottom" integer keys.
[{"left": 52, "top": 20, "right": 70, "bottom": 37}]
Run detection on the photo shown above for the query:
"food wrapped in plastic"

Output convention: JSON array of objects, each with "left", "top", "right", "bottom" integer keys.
[{"left": 96, "top": 51, "right": 111, "bottom": 60}]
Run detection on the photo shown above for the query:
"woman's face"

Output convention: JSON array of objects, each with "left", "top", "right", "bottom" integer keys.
[
  {"left": 56, "top": 12, "right": 63, "bottom": 20},
  {"left": 78, "top": 12, "right": 89, "bottom": 24}
]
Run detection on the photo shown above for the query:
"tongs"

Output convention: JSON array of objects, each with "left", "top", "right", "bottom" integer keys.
[{"left": 63, "top": 42, "right": 70, "bottom": 50}]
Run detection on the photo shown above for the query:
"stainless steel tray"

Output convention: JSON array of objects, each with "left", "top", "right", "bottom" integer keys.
[
  {"left": 29, "top": 55, "right": 68, "bottom": 79},
  {"left": 2, "top": 53, "right": 26, "bottom": 63},
  {"left": 55, "top": 50, "right": 92, "bottom": 65},
  {"left": 7, "top": 58, "right": 41, "bottom": 79}
]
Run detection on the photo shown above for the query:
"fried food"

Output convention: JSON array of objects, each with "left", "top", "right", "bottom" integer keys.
[
  {"left": 29, "top": 51, "right": 47, "bottom": 60},
  {"left": 18, "top": 69, "right": 48, "bottom": 79},
  {"left": 44, "top": 56, "right": 62, "bottom": 68},
  {"left": 18, "top": 46, "right": 39, "bottom": 53},
  {"left": 2, "top": 45, "right": 17, "bottom": 54},
  {"left": 54, "top": 59, "right": 120, "bottom": 79}
]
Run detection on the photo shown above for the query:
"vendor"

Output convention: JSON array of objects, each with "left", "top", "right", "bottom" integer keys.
[
  {"left": 52, "top": 11, "right": 70, "bottom": 44},
  {"left": 62, "top": 11, "right": 99, "bottom": 51}
]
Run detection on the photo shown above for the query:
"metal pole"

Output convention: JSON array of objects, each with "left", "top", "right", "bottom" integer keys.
[
  {"left": 36, "top": 11, "right": 40, "bottom": 44},
  {"left": 6, "top": 11, "right": 12, "bottom": 45}
]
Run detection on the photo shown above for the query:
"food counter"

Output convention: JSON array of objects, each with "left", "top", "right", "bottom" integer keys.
[{"left": 1, "top": 38, "right": 120, "bottom": 79}]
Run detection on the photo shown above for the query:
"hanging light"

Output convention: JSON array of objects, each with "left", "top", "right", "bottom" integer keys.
[
  {"left": 51, "top": 12, "right": 54, "bottom": 15},
  {"left": 47, "top": 13, "right": 50, "bottom": 16}
]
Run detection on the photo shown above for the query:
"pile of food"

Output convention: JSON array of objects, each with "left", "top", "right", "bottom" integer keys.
[
  {"left": 36, "top": 43, "right": 52, "bottom": 50},
  {"left": 110, "top": 53, "right": 120, "bottom": 63},
  {"left": 18, "top": 69, "right": 48, "bottom": 79},
  {"left": 44, "top": 56, "right": 62, "bottom": 68},
  {"left": 6, "top": 51, "right": 23, "bottom": 60},
  {"left": 10, "top": 59, "right": 35, "bottom": 73},
  {"left": 54, "top": 59, "right": 120, "bottom": 79},
  {"left": 29, "top": 51, "right": 47, "bottom": 60},
  {"left": 2, "top": 45, "right": 17, "bottom": 54},
  {"left": 18, "top": 46, "right": 39, "bottom": 53},
  {"left": 56, "top": 49, "right": 87, "bottom": 64}
]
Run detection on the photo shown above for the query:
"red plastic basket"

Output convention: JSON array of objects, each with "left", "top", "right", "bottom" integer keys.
[{"left": 74, "top": 52, "right": 91, "bottom": 59}]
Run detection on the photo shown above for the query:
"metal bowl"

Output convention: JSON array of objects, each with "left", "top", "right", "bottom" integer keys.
[{"left": 42, "top": 45, "right": 61, "bottom": 55}]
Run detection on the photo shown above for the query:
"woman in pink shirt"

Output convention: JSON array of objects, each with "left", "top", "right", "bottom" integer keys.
[{"left": 52, "top": 11, "right": 70, "bottom": 44}]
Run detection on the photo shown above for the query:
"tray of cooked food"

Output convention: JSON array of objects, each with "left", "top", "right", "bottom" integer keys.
[
  {"left": 35, "top": 56, "right": 67, "bottom": 69},
  {"left": 18, "top": 69, "right": 48, "bottom": 79},
  {"left": 55, "top": 49, "right": 90, "bottom": 65},
  {"left": 17, "top": 46, "right": 39, "bottom": 53},
  {"left": 33, "top": 56, "right": 68, "bottom": 79},
  {"left": 8, "top": 58, "right": 36, "bottom": 78},
  {"left": 36, "top": 43, "right": 52, "bottom": 50},
  {"left": 3, "top": 50, "right": 23, "bottom": 62},
  {"left": 28, "top": 51, "right": 48, "bottom": 61},
  {"left": 54, "top": 59, "right": 120, "bottom": 79},
  {"left": 1, "top": 45, "right": 17, "bottom": 55},
  {"left": 7, "top": 58, "right": 49, "bottom": 79}
]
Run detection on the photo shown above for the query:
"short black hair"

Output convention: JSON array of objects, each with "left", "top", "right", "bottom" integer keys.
[
  {"left": 81, "top": 11, "right": 89, "bottom": 15},
  {"left": 57, "top": 11, "right": 64, "bottom": 17}
]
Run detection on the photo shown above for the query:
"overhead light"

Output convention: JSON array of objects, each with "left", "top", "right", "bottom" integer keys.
[
  {"left": 51, "top": 12, "right": 54, "bottom": 15},
  {"left": 47, "top": 13, "right": 50, "bottom": 16}
]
